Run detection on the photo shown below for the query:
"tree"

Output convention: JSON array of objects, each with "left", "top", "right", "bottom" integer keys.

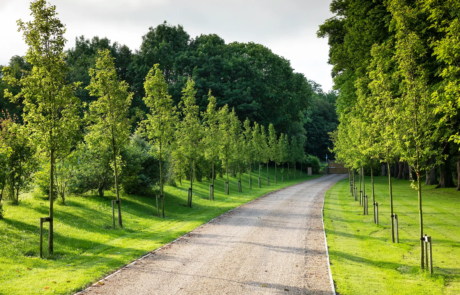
[
  {"left": 304, "top": 87, "right": 338, "bottom": 159},
  {"left": 0, "top": 56, "right": 32, "bottom": 120},
  {"left": 85, "top": 49, "right": 133, "bottom": 227},
  {"left": 177, "top": 78, "right": 202, "bottom": 206},
  {"left": 218, "top": 105, "right": 232, "bottom": 194},
  {"left": 66, "top": 36, "right": 134, "bottom": 112},
  {"left": 202, "top": 91, "right": 220, "bottom": 199},
  {"left": 289, "top": 137, "right": 298, "bottom": 179},
  {"left": 252, "top": 122, "right": 265, "bottom": 187},
  {"left": 70, "top": 142, "right": 114, "bottom": 197},
  {"left": 425, "top": 0, "right": 460, "bottom": 190},
  {"left": 242, "top": 118, "right": 255, "bottom": 188},
  {"left": 278, "top": 133, "right": 289, "bottom": 181},
  {"left": 260, "top": 125, "right": 270, "bottom": 185},
  {"left": 365, "top": 40, "right": 400, "bottom": 238},
  {"left": 317, "top": 0, "right": 392, "bottom": 116},
  {"left": 389, "top": 0, "right": 445, "bottom": 269},
  {"left": 0, "top": 113, "right": 36, "bottom": 205},
  {"left": 141, "top": 64, "right": 177, "bottom": 217},
  {"left": 230, "top": 109, "right": 244, "bottom": 189},
  {"left": 2, "top": 0, "right": 82, "bottom": 255},
  {"left": 54, "top": 153, "right": 77, "bottom": 205},
  {"left": 296, "top": 135, "right": 307, "bottom": 176},
  {"left": 268, "top": 123, "right": 279, "bottom": 182}
]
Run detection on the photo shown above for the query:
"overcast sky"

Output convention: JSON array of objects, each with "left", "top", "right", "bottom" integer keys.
[{"left": 0, "top": 0, "right": 334, "bottom": 91}]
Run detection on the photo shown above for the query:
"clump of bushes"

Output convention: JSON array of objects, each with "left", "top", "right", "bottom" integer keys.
[{"left": 304, "top": 155, "right": 321, "bottom": 174}]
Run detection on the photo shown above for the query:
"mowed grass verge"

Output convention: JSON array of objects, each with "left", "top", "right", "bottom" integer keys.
[
  {"left": 0, "top": 168, "right": 317, "bottom": 294},
  {"left": 324, "top": 176, "right": 460, "bottom": 295}
]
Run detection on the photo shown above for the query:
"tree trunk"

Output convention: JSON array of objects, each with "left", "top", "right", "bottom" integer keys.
[
  {"left": 160, "top": 149, "right": 165, "bottom": 218},
  {"left": 417, "top": 170, "right": 424, "bottom": 269},
  {"left": 425, "top": 156, "right": 437, "bottom": 185},
  {"left": 381, "top": 163, "right": 386, "bottom": 176},
  {"left": 437, "top": 143, "right": 455, "bottom": 188},
  {"left": 112, "top": 136, "right": 122, "bottom": 228},
  {"left": 16, "top": 157, "right": 23, "bottom": 204},
  {"left": 266, "top": 162, "right": 269, "bottom": 185},
  {"left": 371, "top": 165, "right": 375, "bottom": 217},
  {"left": 362, "top": 166, "right": 366, "bottom": 200},
  {"left": 98, "top": 186, "right": 104, "bottom": 197},
  {"left": 275, "top": 163, "right": 277, "bottom": 183},
  {"left": 405, "top": 162, "right": 411, "bottom": 180},
  {"left": 388, "top": 162, "right": 395, "bottom": 243},
  {"left": 457, "top": 153, "right": 460, "bottom": 191},
  {"left": 49, "top": 149, "right": 55, "bottom": 255},
  {"left": 352, "top": 169, "right": 355, "bottom": 199},
  {"left": 226, "top": 160, "right": 229, "bottom": 195},
  {"left": 249, "top": 164, "right": 252, "bottom": 189},
  {"left": 211, "top": 159, "right": 215, "bottom": 199},
  {"left": 189, "top": 160, "right": 193, "bottom": 207},
  {"left": 288, "top": 162, "right": 290, "bottom": 180},
  {"left": 398, "top": 161, "right": 404, "bottom": 179},
  {"left": 0, "top": 174, "right": 5, "bottom": 219},
  {"left": 359, "top": 167, "right": 362, "bottom": 205}
]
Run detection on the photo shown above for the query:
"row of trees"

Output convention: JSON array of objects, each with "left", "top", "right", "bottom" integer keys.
[
  {"left": 0, "top": 0, "right": 312, "bottom": 256},
  {"left": 320, "top": 0, "right": 460, "bottom": 271},
  {"left": 0, "top": 23, "right": 323, "bottom": 141}
]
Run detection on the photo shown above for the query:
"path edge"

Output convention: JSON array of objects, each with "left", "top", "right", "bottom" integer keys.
[
  {"left": 75, "top": 175, "right": 324, "bottom": 294},
  {"left": 322, "top": 186, "right": 337, "bottom": 295}
]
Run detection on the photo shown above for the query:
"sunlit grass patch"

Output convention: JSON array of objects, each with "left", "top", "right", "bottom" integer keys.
[
  {"left": 0, "top": 168, "right": 316, "bottom": 294},
  {"left": 324, "top": 176, "right": 460, "bottom": 295}
]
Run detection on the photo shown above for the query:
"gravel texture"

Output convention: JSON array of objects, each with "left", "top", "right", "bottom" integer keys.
[{"left": 79, "top": 174, "right": 346, "bottom": 295}]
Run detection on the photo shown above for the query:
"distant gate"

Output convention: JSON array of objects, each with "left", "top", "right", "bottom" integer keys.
[{"left": 328, "top": 161, "right": 348, "bottom": 174}]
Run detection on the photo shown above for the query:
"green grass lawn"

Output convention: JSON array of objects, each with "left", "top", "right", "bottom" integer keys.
[
  {"left": 324, "top": 176, "right": 460, "bottom": 295},
  {"left": 0, "top": 167, "right": 316, "bottom": 294}
]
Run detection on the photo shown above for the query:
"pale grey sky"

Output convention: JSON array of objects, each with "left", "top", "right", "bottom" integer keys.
[{"left": 0, "top": 0, "right": 334, "bottom": 91}]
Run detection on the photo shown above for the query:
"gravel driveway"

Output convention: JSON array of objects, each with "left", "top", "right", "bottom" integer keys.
[{"left": 79, "top": 174, "right": 346, "bottom": 295}]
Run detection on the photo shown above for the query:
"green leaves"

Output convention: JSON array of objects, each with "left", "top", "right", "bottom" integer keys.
[
  {"left": 3, "top": 0, "right": 82, "bottom": 156},
  {"left": 202, "top": 91, "right": 220, "bottom": 162},
  {"left": 141, "top": 64, "right": 177, "bottom": 158},
  {"left": 176, "top": 78, "right": 202, "bottom": 170},
  {"left": 85, "top": 49, "right": 133, "bottom": 157}
]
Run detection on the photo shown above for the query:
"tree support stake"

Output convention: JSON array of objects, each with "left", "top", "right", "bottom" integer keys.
[
  {"left": 39, "top": 217, "right": 52, "bottom": 258},
  {"left": 422, "top": 235, "right": 433, "bottom": 274}
]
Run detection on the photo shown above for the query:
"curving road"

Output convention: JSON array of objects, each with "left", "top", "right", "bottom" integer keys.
[{"left": 80, "top": 174, "right": 346, "bottom": 295}]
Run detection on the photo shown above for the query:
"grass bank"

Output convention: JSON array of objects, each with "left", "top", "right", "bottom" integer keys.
[
  {"left": 0, "top": 167, "right": 316, "bottom": 294},
  {"left": 324, "top": 176, "right": 460, "bottom": 295}
]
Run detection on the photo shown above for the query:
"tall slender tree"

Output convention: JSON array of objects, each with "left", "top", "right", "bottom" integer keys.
[
  {"left": 85, "top": 49, "right": 133, "bottom": 227},
  {"left": 141, "top": 64, "right": 177, "bottom": 217},
  {"left": 2, "top": 0, "right": 81, "bottom": 255},
  {"left": 228, "top": 109, "right": 243, "bottom": 190},
  {"left": 252, "top": 122, "right": 264, "bottom": 187},
  {"left": 389, "top": 0, "right": 445, "bottom": 269},
  {"left": 268, "top": 123, "right": 278, "bottom": 183},
  {"left": 202, "top": 91, "right": 220, "bottom": 199},
  {"left": 218, "top": 105, "right": 232, "bottom": 194},
  {"left": 260, "top": 125, "right": 270, "bottom": 185},
  {"left": 278, "top": 133, "right": 289, "bottom": 181},
  {"left": 242, "top": 118, "right": 255, "bottom": 188},
  {"left": 177, "top": 78, "right": 202, "bottom": 206},
  {"left": 365, "top": 40, "right": 399, "bottom": 235}
]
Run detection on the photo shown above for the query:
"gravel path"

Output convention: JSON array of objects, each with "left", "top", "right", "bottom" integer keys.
[{"left": 80, "top": 174, "right": 346, "bottom": 295}]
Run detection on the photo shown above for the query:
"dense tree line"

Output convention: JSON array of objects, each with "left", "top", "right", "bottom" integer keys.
[
  {"left": 0, "top": 24, "right": 338, "bottom": 159},
  {"left": 320, "top": 0, "right": 460, "bottom": 271},
  {"left": 0, "top": 0, "right": 328, "bottom": 255}
]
